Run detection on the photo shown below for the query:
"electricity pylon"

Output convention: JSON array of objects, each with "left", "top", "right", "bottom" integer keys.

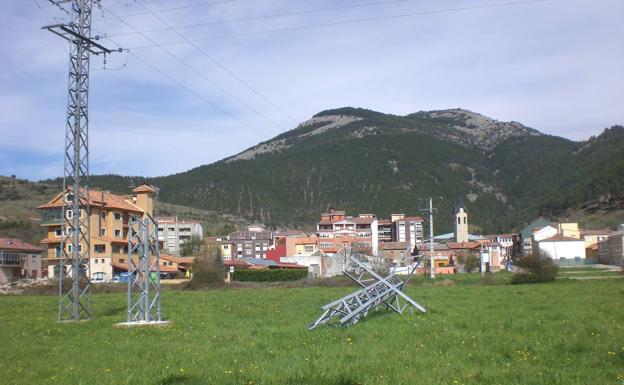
[{"left": 43, "top": 0, "right": 113, "bottom": 321}]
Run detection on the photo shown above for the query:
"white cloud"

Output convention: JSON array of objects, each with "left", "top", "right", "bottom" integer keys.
[{"left": 1, "top": 0, "right": 623, "bottom": 179}]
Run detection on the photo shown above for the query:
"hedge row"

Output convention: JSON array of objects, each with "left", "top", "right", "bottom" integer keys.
[{"left": 233, "top": 269, "right": 308, "bottom": 282}]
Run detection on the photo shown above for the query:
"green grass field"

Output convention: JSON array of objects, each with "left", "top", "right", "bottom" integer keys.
[{"left": 0, "top": 277, "right": 623, "bottom": 385}]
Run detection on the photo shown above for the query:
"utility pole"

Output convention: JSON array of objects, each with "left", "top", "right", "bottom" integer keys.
[
  {"left": 421, "top": 197, "right": 441, "bottom": 279},
  {"left": 43, "top": 0, "right": 115, "bottom": 321}
]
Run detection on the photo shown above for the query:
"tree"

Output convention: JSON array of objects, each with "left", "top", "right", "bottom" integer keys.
[
  {"left": 457, "top": 252, "right": 479, "bottom": 272},
  {"left": 511, "top": 252, "right": 559, "bottom": 284},
  {"left": 180, "top": 236, "right": 203, "bottom": 257},
  {"left": 188, "top": 245, "right": 225, "bottom": 288}
]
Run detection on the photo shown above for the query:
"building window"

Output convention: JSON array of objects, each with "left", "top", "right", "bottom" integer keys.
[
  {"left": 55, "top": 246, "right": 61, "bottom": 257},
  {"left": 101, "top": 211, "right": 106, "bottom": 219},
  {"left": 101, "top": 228, "right": 106, "bottom": 237},
  {"left": 119, "top": 258, "right": 125, "bottom": 263},
  {"left": 168, "top": 227, "right": 175, "bottom": 232},
  {"left": 67, "top": 244, "right": 83, "bottom": 253},
  {"left": 464, "top": 217, "right": 467, "bottom": 224},
  {"left": 66, "top": 209, "right": 73, "bottom": 220},
  {"left": 457, "top": 217, "right": 461, "bottom": 225},
  {"left": 114, "top": 212, "right": 121, "bottom": 220},
  {"left": 114, "top": 229, "right": 121, "bottom": 237},
  {"left": 304, "top": 245, "right": 315, "bottom": 253},
  {"left": 55, "top": 228, "right": 62, "bottom": 237},
  {"left": 31, "top": 255, "right": 37, "bottom": 263},
  {"left": 223, "top": 245, "right": 229, "bottom": 250},
  {"left": 101, "top": 258, "right": 105, "bottom": 263},
  {"left": 94, "top": 259, "right": 98, "bottom": 264},
  {"left": 94, "top": 244, "right": 105, "bottom": 253}
]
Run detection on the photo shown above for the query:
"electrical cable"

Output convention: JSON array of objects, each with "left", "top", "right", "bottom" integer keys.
[
  {"left": 106, "top": 0, "right": 411, "bottom": 37},
  {"left": 123, "top": 0, "right": 548, "bottom": 50},
  {"left": 132, "top": 0, "right": 299, "bottom": 124},
  {"left": 101, "top": 5, "right": 287, "bottom": 133}
]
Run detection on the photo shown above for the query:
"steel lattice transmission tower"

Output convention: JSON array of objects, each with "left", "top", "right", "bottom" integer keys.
[
  {"left": 125, "top": 215, "right": 164, "bottom": 324},
  {"left": 43, "top": 0, "right": 113, "bottom": 321}
]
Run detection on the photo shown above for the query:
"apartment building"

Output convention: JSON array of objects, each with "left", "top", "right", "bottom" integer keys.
[
  {"left": 0, "top": 238, "right": 43, "bottom": 283},
  {"left": 156, "top": 217, "right": 203, "bottom": 256},
  {"left": 377, "top": 220, "right": 392, "bottom": 242},
  {"left": 390, "top": 214, "right": 424, "bottom": 247},
  {"left": 38, "top": 184, "right": 156, "bottom": 280},
  {"left": 230, "top": 229, "right": 273, "bottom": 259},
  {"left": 316, "top": 210, "right": 378, "bottom": 255}
]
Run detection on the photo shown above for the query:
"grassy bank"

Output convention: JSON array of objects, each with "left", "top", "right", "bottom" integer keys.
[{"left": 0, "top": 277, "right": 622, "bottom": 385}]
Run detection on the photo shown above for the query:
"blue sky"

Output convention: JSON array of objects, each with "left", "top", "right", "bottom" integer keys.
[{"left": 1, "top": 0, "right": 623, "bottom": 180}]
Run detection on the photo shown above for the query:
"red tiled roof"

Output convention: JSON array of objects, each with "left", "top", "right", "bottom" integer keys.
[
  {"left": 38, "top": 189, "right": 144, "bottom": 213},
  {"left": 132, "top": 184, "right": 157, "bottom": 193},
  {"left": 396, "top": 216, "right": 424, "bottom": 222},
  {"left": 0, "top": 238, "right": 42, "bottom": 252},
  {"left": 446, "top": 242, "right": 481, "bottom": 249},
  {"left": 224, "top": 259, "right": 252, "bottom": 268},
  {"left": 379, "top": 241, "right": 411, "bottom": 250},
  {"left": 580, "top": 229, "right": 612, "bottom": 236}
]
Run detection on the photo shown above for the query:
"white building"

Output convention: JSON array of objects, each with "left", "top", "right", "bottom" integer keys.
[
  {"left": 537, "top": 235, "right": 586, "bottom": 265},
  {"left": 156, "top": 217, "right": 203, "bottom": 256}
]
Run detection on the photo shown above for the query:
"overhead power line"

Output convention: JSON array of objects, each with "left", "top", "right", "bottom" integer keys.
[
  {"left": 123, "top": 0, "right": 548, "bottom": 50},
  {"left": 128, "top": 51, "right": 268, "bottom": 138},
  {"left": 132, "top": 0, "right": 298, "bottom": 124},
  {"left": 100, "top": 32, "right": 269, "bottom": 139},
  {"left": 101, "top": 5, "right": 287, "bottom": 133},
  {"left": 106, "top": 0, "right": 411, "bottom": 37},
  {"left": 99, "top": 0, "right": 237, "bottom": 20}
]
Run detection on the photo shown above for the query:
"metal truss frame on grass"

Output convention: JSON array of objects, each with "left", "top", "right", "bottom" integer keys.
[
  {"left": 309, "top": 253, "right": 426, "bottom": 330},
  {"left": 126, "top": 215, "right": 162, "bottom": 323}
]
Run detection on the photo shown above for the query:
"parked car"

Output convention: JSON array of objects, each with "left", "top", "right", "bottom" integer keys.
[{"left": 91, "top": 272, "right": 105, "bottom": 283}]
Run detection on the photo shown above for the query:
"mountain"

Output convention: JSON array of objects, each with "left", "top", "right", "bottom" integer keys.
[{"left": 84, "top": 108, "right": 623, "bottom": 233}]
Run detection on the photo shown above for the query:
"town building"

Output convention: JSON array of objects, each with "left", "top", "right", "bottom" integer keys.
[
  {"left": 601, "top": 231, "right": 624, "bottom": 265},
  {"left": 519, "top": 217, "right": 553, "bottom": 252},
  {"left": 203, "top": 237, "right": 234, "bottom": 260},
  {"left": 558, "top": 223, "right": 580, "bottom": 239},
  {"left": 156, "top": 217, "right": 203, "bottom": 256},
  {"left": 454, "top": 198, "right": 469, "bottom": 243},
  {"left": 38, "top": 184, "right": 156, "bottom": 281},
  {"left": 316, "top": 209, "right": 378, "bottom": 255},
  {"left": 229, "top": 227, "right": 273, "bottom": 259},
  {"left": 390, "top": 214, "right": 424, "bottom": 247},
  {"left": 537, "top": 235, "right": 586, "bottom": 265},
  {"left": 378, "top": 241, "right": 411, "bottom": 261},
  {"left": 377, "top": 219, "right": 392, "bottom": 242},
  {"left": 280, "top": 250, "right": 345, "bottom": 278},
  {"left": 0, "top": 238, "right": 43, "bottom": 283}
]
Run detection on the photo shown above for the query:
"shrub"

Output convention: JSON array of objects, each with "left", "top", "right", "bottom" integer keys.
[
  {"left": 233, "top": 269, "right": 308, "bottom": 282},
  {"left": 463, "top": 254, "right": 480, "bottom": 273},
  {"left": 511, "top": 253, "right": 559, "bottom": 284},
  {"left": 188, "top": 246, "right": 225, "bottom": 289}
]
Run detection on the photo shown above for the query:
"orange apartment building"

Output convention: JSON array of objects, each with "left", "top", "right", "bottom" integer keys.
[
  {"left": 316, "top": 210, "right": 379, "bottom": 255},
  {"left": 38, "top": 184, "right": 157, "bottom": 281}
]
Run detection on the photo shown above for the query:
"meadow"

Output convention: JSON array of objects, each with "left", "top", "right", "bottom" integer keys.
[{"left": 0, "top": 275, "right": 622, "bottom": 385}]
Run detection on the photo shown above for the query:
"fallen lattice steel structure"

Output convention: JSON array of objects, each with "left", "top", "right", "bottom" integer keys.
[{"left": 309, "top": 253, "right": 426, "bottom": 330}]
